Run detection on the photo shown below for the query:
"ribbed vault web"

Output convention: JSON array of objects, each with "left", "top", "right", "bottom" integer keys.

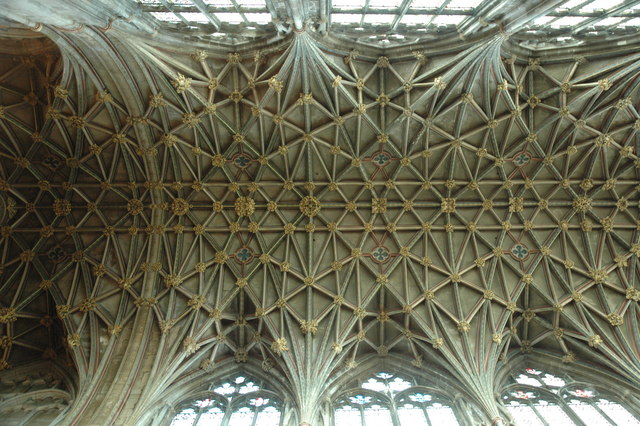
[
  {"left": 0, "top": 45, "right": 73, "bottom": 369},
  {"left": 0, "top": 1, "right": 639, "bottom": 424}
]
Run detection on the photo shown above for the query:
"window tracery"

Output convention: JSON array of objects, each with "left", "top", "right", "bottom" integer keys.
[
  {"left": 170, "top": 375, "right": 282, "bottom": 426},
  {"left": 503, "top": 367, "right": 640, "bottom": 426},
  {"left": 333, "top": 371, "right": 460, "bottom": 426}
]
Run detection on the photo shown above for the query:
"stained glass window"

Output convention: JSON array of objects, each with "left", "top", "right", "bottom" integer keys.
[
  {"left": 170, "top": 399, "right": 226, "bottom": 426},
  {"left": 504, "top": 368, "right": 640, "bottom": 426},
  {"left": 134, "top": 0, "right": 640, "bottom": 49},
  {"left": 333, "top": 372, "right": 460, "bottom": 426},
  {"left": 170, "top": 375, "right": 282, "bottom": 426},
  {"left": 135, "top": 0, "right": 273, "bottom": 35},
  {"left": 330, "top": 0, "right": 487, "bottom": 31}
]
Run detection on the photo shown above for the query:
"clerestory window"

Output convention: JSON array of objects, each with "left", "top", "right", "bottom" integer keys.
[
  {"left": 503, "top": 367, "right": 640, "bottom": 426},
  {"left": 170, "top": 375, "right": 282, "bottom": 426},
  {"left": 333, "top": 371, "right": 460, "bottom": 426}
]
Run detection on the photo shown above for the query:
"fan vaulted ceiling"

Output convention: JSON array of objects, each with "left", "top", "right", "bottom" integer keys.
[{"left": 0, "top": 0, "right": 639, "bottom": 425}]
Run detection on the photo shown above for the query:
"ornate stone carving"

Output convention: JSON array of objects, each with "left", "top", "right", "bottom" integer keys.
[
  {"left": 441, "top": 198, "right": 456, "bottom": 213},
  {"left": 171, "top": 198, "right": 190, "bottom": 216},
  {"left": 271, "top": 337, "right": 289, "bottom": 355},
  {"left": 234, "top": 197, "right": 255, "bottom": 217},
  {"left": 53, "top": 199, "right": 71, "bottom": 216},
  {"left": 172, "top": 73, "right": 192, "bottom": 93},
  {"left": 299, "top": 195, "right": 321, "bottom": 217}
]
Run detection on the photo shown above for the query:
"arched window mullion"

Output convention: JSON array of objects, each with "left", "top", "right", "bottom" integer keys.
[
  {"left": 504, "top": 366, "right": 640, "bottom": 426},
  {"left": 525, "top": 400, "right": 550, "bottom": 426},
  {"left": 220, "top": 401, "right": 233, "bottom": 426},
  {"left": 421, "top": 405, "right": 432, "bottom": 426},
  {"left": 561, "top": 384, "right": 630, "bottom": 426},
  {"left": 595, "top": 395, "right": 640, "bottom": 425},
  {"left": 502, "top": 383, "right": 573, "bottom": 426},
  {"left": 589, "top": 400, "right": 618, "bottom": 426},
  {"left": 250, "top": 405, "right": 259, "bottom": 426},
  {"left": 387, "top": 399, "right": 401, "bottom": 426},
  {"left": 333, "top": 371, "right": 460, "bottom": 426},
  {"left": 556, "top": 397, "right": 587, "bottom": 426},
  {"left": 192, "top": 409, "right": 204, "bottom": 426},
  {"left": 169, "top": 374, "right": 283, "bottom": 426}
]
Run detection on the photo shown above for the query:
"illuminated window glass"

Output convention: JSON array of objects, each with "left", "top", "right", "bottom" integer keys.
[
  {"left": 202, "top": 0, "right": 234, "bottom": 5},
  {"left": 170, "top": 398, "right": 226, "bottom": 426},
  {"left": 333, "top": 14, "right": 363, "bottom": 24},
  {"left": 362, "top": 14, "right": 396, "bottom": 25},
  {"left": 137, "top": 0, "right": 272, "bottom": 33},
  {"left": 244, "top": 13, "right": 272, "bottom": 24},
  {"left": 446, "top": 0, "right": 484, "bottom": 8},
  {"left": 401, "top": 14, "right": 433, "bottom": 25},
  {"left": 432, "top": 15, "right": 466, "bottom": 25},
  {"left": 179, "top": 13, "right": 210, "bottom": 23},
  {"left": 334, "top": 393, "right": 393, "bottom": 426},
  {"left": 334, "top": 372, "right": 460, "bottom": 426},
  {"left": 215, "top": 12, "right": 244, "bottom": 23},
  {"left": 597, "top": 400, "right": 640, "bottom": 425},
  {"left": 333, "top": 0, "right": 367, "bottom": 8},
  {"left": 410, "top": 0, "right": 443, "bottom": 8},
  {"left": 368, "top": 0, "right": 404, "bottom": 8},
  {"left": 151, "top": 12, "right": 181, "bottom": 22},
  {"left": 550, "top": 16, "right": 588, "bottom": 27},
  {"left": 235, "top": 0, "right": 267, "bottom": 8},
  {"left": 562, "top": 387, "right": 640, "bottom": 426},
  {"left": 170, "top": 375, "right": 282, "bottom": 426},
  {"left": 525, "top": 0, "right": 640, "bottom": 41},
  {"left": 557, "top": 0, "right": 587, "bottom": 10},
  {"left": 504, "top": 367, "right": 640, "bottom": 426},
  {"left": 580, "top": 0, "right": 624, "bottom": 11},
  {"left": 593, "top": 17, "right": 623, "bottom": 27}
]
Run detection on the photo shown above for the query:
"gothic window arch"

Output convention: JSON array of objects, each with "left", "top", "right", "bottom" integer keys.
[
  {"left": 502, "top": 367, "right": 640, "bottom": 426},
  {"left": 170, "top": 375, "right": 283, "bottom": 426},
  {"left": 332, "top": 371, "right": 460, "bottom": 426}
]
